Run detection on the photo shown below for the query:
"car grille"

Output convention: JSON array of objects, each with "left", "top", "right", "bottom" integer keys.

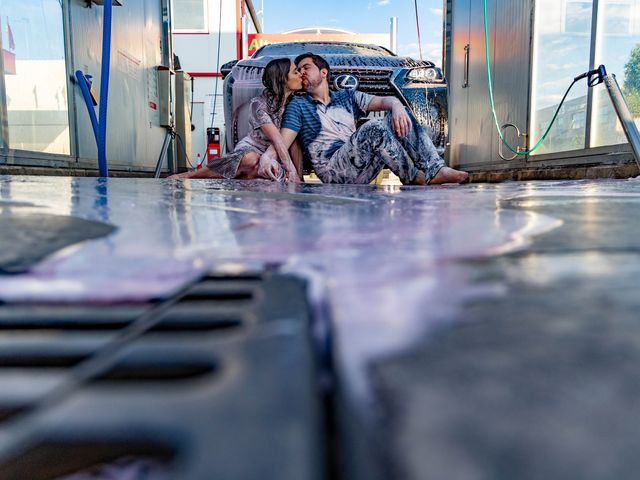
[
  {"left": 330, "top": 68, "right": 395, "bottom": 96},
  {"left": 234, "top": 66, "right": 263, "bottom": 81}
]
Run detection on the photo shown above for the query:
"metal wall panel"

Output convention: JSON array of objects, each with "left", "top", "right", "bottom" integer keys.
[
  {"left": 463, "top": 0, "right": 494, "bottom": 167},
  {"left": 69, "top": 0, "right": 169, "bottom": 171},
  {"left": 175, "top": 71, "right": 192, "bottom": 171},
  {"left": 448, "top": 0, "right": 470, "bottom": 169},
  {"left": 0, "top": 20, "right": 8, "bottom": 152},
  {"left": 489, "top": 0, "right": 532, "bottom": 166},
  {"left": 448, "top": 0, "right": 532, "bottom": 170}
]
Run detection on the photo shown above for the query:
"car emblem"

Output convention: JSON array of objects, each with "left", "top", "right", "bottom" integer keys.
[{"left": 334, "top": 74, "right": 359, "bottom": 91}]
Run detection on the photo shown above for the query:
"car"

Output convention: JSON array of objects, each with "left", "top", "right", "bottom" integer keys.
[{"left": 220, "top": 41, "right": 448, "bottom": 162}]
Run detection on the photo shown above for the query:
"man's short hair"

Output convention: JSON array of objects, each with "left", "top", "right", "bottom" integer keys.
[{"left": 294, "top": 52, "right": 331, "bottom": 76}]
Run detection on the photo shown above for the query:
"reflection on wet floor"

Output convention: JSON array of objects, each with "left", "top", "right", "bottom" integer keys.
[
  {"left": 1, "top": 176, "right": 640, "bottom": 395},
  {"left": 3, "top": 176, "right": 640, "bottom": 479},
  {"left": 0, "top": 176, "right": 560, "bottom": 391}
]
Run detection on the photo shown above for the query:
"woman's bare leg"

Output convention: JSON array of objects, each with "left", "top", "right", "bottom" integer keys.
[
  {"left": 236, "top": 152, "right": 260, "bottom": 179},
  {"left": 169, "top": 168, "right": 223, "bottom": 179},
  {"left": 170, "top": 152, "right": 260, "bottom": 180}
]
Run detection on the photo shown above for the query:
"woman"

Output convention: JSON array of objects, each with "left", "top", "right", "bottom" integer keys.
[{"left": 173, "top": 58, "right": 303, "bottom": 181}]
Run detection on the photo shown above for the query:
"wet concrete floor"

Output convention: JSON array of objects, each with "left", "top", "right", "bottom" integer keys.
[{"left": 1, "top": 175, "right": 640, "bottom": 479}]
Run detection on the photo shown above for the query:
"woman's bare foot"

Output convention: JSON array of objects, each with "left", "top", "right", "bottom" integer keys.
[{"left": 429, "top": 166, "right": 469, "bottom": 185}]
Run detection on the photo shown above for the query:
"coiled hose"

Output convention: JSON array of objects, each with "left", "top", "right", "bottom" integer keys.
[{"left": 483, "top": 0, "right": 580, "bottom": 156}]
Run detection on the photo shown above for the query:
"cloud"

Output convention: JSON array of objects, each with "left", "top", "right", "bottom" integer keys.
[
  {"left": 398, "top": 42, "right": 443, "bottom": 64},
  {"left": 377, "top": 0, "right": 391, "bottom": 5},
  {"left": 430, "top": 8, "right": 443, "bottom": 15}
]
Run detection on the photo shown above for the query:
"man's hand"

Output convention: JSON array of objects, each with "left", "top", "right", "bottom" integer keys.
[
  {"left": 258, "top": 148, "right": 283, "bottom": 181},
  {"left": 391, "top": 105, "right": 411, "bottom": 138},
  {"left": 367, "top": 96, "right": 412, "bottom": 138}
]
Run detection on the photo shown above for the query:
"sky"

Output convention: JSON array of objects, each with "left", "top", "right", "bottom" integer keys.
[{"left": 259, "top": 0, "right": 445, "bottom": 66}]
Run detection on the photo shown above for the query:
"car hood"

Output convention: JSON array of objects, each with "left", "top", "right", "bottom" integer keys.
[{"left": 237, "top": 54, "right": 434, "bottom": 70}]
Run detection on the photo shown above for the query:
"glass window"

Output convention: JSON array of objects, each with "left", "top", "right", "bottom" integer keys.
[
  {"left": 564, "top": 0, "right": 595, "bottom": 34},
  {"left": 603, "top": 2, "right": 632, "bottom": 35},
  {"left": 173, "top": 0, "right": 208, "bottom": 32},
  {"left": 591, "top": 0, "right": 640, "bottom": 147},
  {"left": 0, "top": 0, "right": 70, "bottom": 155},
  {"left": 530, "top": 0, "right": 594, "bottom": 155}
]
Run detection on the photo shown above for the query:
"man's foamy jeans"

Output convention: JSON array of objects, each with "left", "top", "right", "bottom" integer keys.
[{"left": 314, "top": 109, "right": 445, "bottom": 184}]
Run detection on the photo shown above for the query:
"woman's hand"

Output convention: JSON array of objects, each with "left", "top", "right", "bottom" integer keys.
[
  {"left": 258, "top": 149, "right": 283, "bottom": 181},
  {"left": 260, "top": 124, "right": 302, "bottom": 182}
]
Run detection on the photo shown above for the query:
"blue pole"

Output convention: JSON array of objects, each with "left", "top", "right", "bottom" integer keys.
[
  {"left": 97, "top": 0, "right": 112, "bottom": 177},
  {"left": 75, "top": 2, "right": 112, "bottom": 177}
]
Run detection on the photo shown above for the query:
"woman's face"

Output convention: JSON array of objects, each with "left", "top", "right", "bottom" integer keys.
[{"left": 286, "top": 61, "right": 303, "bottom": 92}]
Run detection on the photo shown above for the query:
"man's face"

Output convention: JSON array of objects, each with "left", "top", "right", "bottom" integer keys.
[{"left": 297, "top": 57, "right": 326, "bottom": 92}]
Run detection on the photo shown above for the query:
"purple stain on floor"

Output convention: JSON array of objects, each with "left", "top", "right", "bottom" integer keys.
[{"left": 0, "top": 177, "right": 557, "bottom": 305}]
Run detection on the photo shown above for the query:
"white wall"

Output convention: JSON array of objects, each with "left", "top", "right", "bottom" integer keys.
[{"left": 173, "top": 0, "right": 259, "bottom": 163}]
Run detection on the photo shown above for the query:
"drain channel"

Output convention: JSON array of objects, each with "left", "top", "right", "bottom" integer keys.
[{"left": 0, "top": 273, "right": 330, "bottom": 480}]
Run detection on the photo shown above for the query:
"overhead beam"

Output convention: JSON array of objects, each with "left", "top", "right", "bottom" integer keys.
[{"left": 245, "top": 0, "right": 263, "bottom": 34}]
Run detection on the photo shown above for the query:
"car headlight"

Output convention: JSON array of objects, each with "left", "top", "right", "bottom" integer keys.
[{"left": 406, "top": 68, "right": 441, "bottom": 82}]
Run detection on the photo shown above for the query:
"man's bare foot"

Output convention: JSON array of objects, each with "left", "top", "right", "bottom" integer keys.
[
  {"left": 411, "top": 171, "right": 427, "bottom": 185},
  {"left": 429, "top": 166, "right": 469, "bottom": 185}
]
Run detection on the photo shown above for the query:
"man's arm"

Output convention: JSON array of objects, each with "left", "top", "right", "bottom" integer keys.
[
  {"left": 366, "top": 96, "right": 411, "bottom": 138},
  {"left": 261, "top": 128, "right": 298, "bottom": 162},
  {"left": 289, "top": 140, "right": 304, "bottom": 178}
]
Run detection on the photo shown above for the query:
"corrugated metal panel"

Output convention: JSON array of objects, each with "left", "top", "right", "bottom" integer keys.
[
  {"left": 489, "top": 0, "right": 532, "bottom": 165},
  {"left": 448, "top": 0, "right": 532, "bottom": 169},
  {"left": 69, "top": 0, "right": 168, "bottom": 171},
  {"left": 448, "top": 0, "right": 470, "bottom": 168}
]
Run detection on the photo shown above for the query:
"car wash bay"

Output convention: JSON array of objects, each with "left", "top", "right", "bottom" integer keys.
[
  {"left": 446, "top": 0, "right": 640, "bottom": 177},
  {"left": 1, "top": 175, "right": 640, "bottom": 479}
]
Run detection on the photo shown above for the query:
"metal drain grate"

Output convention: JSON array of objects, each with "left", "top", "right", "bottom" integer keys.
[{"left": 0, "top": 272, "right": 324, "bottom": 480}]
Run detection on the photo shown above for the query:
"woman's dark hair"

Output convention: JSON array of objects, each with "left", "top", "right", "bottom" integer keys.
[{"left": 262, "top": 58, "right": 294, "bottom": 115}]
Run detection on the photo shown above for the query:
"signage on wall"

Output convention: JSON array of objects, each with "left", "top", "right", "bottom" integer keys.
[
  {"left": 2, "top": 50, "right": 15, "bottom": 75},
  {"left": 2, "top": 16, "right": 16, "bottom": 75},
  {"left": 247, "top": 33, "right": 391, "bottom": 57}
]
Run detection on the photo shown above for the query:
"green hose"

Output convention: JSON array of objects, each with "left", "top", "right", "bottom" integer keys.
[{"left": 483, "top": 0, "right": 578, "bottom": 156}]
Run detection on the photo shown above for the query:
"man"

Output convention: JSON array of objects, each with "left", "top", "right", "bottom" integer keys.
[{"left": 259, "top": 52, "right": 468, "bottom": 185}]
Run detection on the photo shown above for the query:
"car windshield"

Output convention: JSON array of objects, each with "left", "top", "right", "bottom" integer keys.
[{"left": 254, "top": 42, "right": 393, "bottom": 57}]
